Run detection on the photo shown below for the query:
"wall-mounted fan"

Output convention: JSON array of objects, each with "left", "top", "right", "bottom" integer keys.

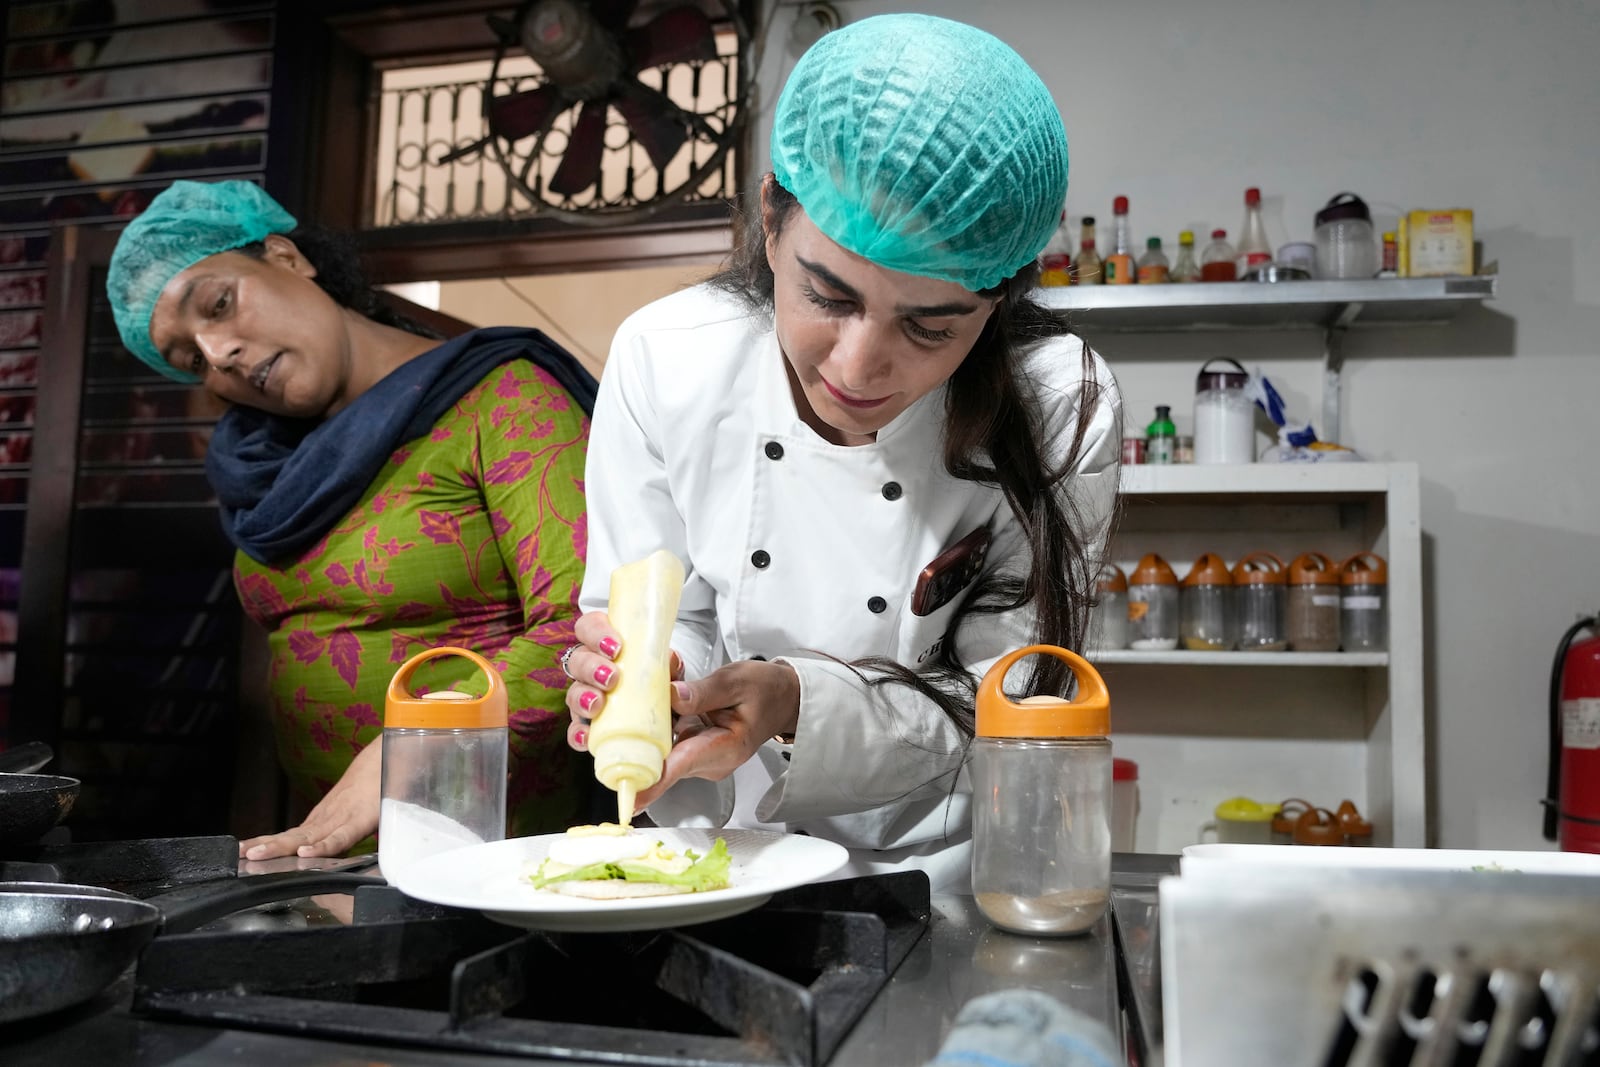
[{"left": 439, "top": 0, "right": 752, "bottom": 226}]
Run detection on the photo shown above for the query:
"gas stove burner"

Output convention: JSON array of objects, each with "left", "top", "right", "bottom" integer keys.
[{"left": 133, "top": 872, "right": 932, "bottom": 1067}]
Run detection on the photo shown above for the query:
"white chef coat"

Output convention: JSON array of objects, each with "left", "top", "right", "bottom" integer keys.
[{"left": 580, "top": 284, "right": 1121, "bottom": 892}]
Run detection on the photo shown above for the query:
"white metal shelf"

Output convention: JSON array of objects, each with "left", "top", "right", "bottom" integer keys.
[
  {"left": 1091, "top": 649, "right": 1388, "bottom": 667},
  {"left": 1035, "top": 275, "right": 1497, "bottom": 331},
  {"left": 1117, "top": 462, "right": 1398, "bottom": 498}
]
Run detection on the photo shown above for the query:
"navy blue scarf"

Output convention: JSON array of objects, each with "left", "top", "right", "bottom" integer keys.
[{"left": 206, "top": 326, "right": 597, "bottom": 565}]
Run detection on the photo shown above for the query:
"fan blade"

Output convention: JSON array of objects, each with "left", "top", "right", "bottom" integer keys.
[
  {"left": 586, "top": 0, "right": 640, "bottom": 31},
  {"left": 626, "top": 6, "right": 718, "bottom": 70},
  {"left": 548, "top": 99, "right": 608, "bottom": 196},
  {"left": 612, "top": 81, "right": 689, "bottom": 172},
  {"left": 488, "top": 85, "right": 565, "bottom": 142}
]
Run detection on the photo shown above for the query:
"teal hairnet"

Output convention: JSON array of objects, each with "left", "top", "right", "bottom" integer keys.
[
  {"left": 770, "top": 14, "right": 1068, "bottom": 293},
  {"left": 106, "top": 180, "right": 297, "bottom": 383}
]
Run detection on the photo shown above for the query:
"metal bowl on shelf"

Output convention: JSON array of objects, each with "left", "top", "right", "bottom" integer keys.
[{"left": 1243, "top": 264, "right": 1313, "bottom": 282}]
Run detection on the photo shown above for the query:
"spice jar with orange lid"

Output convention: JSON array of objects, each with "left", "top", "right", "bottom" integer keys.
[
  {"left": 971, "top": 644, "right": 1112, "bottom": 937},
  {"left": 1127, "top": 553, "right": 1179, "bottom": 651},
  {"left": 1340, "top": 553, "right": 1388, "bottom": 652},
  {"left": 1233, "top": 551, "right": 1287, "bottom": 651},
  {"left": 1091, "top": 563, "right": 1129, "bottom": 652},
  {"left": 1286, "top": 552, "right": 1341, "bottom": 652},
  {"left": 378, "top": 646, "right": 508, "bottom": 880},
  {"left": 1180, "top": 552, "right": 1234, "bottom": 652}
]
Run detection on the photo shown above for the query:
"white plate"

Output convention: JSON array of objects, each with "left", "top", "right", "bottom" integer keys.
[
  {"left": 391, "top": 827, "right": 849, "bottom": 933},
  {"left": 1179, "top": 843, "right": 1600, "bottom": 878}
]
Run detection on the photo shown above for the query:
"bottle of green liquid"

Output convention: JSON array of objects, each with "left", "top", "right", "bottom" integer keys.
[{"left": 1146, "top": 405, "right": 1177, "bottom": 465}]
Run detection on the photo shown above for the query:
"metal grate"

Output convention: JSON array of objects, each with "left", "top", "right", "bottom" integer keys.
[
  {"left": 1324, "top": 958, "right": 1600, "bottom": 1067},
  {"left": 373, "top": 38, "right": 743, "bottom": 228}
]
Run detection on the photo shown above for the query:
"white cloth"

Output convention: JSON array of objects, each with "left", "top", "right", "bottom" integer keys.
[{"left": 580, "top": 284, "right": 1121, "bottom": 892}]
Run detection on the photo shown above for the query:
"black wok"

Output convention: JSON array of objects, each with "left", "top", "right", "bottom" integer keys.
[
  {"left": 0, "top": 743, "right": 56, "bottom": 775},
  {"left": 0, "top": 864, "right": 382, "bottom": 1025},
  {"left": 0, "top": 774, "right": 80, "bottom": 846}
]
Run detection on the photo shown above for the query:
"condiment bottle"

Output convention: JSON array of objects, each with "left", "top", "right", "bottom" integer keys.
[
  {"left": 1235, "top": 186, "right": 1273, "bottom": 278},
  {"left": 1180, "top": 553, "right": 1234, "bottom": 652},
  {"left": 1039, "top": 208, "right": 1073, "bottom": 287},
  {"left": 1091, "top": 563, "right": 1129, "bottom": 652},
  {"left": 1136, "top": 236, "right": 1170, "bottom": 283},
  {"left": 379, "top": 646, "right": 508, "bottom": 880},
  {"left": 1200, "top": 229, "right": 1237, "bottom": 281},
  {"left": 1340, "top": 552, "right": 1388, "bottom": 651},
  {"left": 1286, "top": 552, "right": 1341, "bottom": 652},
  {"left": 1171, "top": 230, "right": 1202, "bottom": 283},
  {"left": 1074, "top": 216, "right": 1103, "bottom": 285},
  {"left": 1145, "top": 405, "right": 1176, "bottom": 465},
  {"left": 1127, "top": 553, "right": 1179, "bottom": 651},
  {"left": 589, "top": 549, "right": 686, "bottom": 824},
  {"left": 1233, "top": 551, "right": 1287, "bottom": 651},
  {"left": 972, "top": 644, "right": 1111, "bottom": 937},
  {"left": 1104, "top": 196, "right": 1136, "bottom": 284},
  {"left": 1193, "top": 358, "right": 1256, "bottom": 465}
]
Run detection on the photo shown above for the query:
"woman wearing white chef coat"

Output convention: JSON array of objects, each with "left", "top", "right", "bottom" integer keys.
[{"left": 559, "top": 13, "right": 1121, "bottom": 892}]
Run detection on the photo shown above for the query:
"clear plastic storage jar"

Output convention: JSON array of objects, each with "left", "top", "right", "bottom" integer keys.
[
  {"left": 1193, "top": 358, "right": 1256, "bottom": 465},
  {"left": 378, "top": 647, "right": 508, "bottom": 881},
  {"left": 1112, "top": 758, "right": 1139, "bottom": 853},
  {"left": 1127, "top": 554, "right": 1180, "bottom": 651},
  {"left": 1313, "top": 192, "right": 1379, "bottom": 279},
  {"left": 1180, "top": 552, "right": 1234, "bottom": 651},
  {"left": 1092, "top": 563, "right": 1129, "bottom": 652},
  {"left": 972, "top": 644, "right": 1111, "bottom": 937},
  {"left": 1232, "top": 551, "right": 1287, "bottom": 651},
  {"left": 1286, "top": 552, "right": 1341, "bottom": 652},
  {"left": 1340, "top": 552, "right": 1388, "bottom": 651}
]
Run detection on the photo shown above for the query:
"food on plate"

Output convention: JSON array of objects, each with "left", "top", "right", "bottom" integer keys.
[{"left": 526, "top": 824, "right": 731, "bottom": 899}]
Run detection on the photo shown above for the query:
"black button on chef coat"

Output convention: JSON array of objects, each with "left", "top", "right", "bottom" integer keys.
[
  {"left": 867, "top": 596, "right": 887, "bottom": 614},
  {"left": 764, "top": 441, "right": 784, "bottom": 460},
  {"left": 881, "top": 481, "right": 903, "bottom": 501},
  {"left": 751, "top": 550, "right": 771, "bottom": 569}
]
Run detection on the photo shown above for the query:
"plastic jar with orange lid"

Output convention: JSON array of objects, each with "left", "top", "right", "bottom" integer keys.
[
  {"left": 1180, "top": 552, "right": 1234, "bottom": 651},
  {"left": 1092, "top": 563, "right": 1129, "bottom": 651},
  {"left": 1340, "top": 553, "right": 1388, "bottom": 651},
  {"left": 1233, "top": 552, "right": 1287, "bottom": 651},
  {"left": 1127, "top": 553, "right": 1179, "bottom": 651},
  {"left": 1286, "top": 552, "right": 1341, "bottom": 652}
]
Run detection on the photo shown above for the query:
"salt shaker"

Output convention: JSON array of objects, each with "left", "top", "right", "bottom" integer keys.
[
  {"left": 971, "top": 644, "right": 1111, "bottom": 937},
  {"left": 378, "top": 646, "right": 508, "bottom": 881}
]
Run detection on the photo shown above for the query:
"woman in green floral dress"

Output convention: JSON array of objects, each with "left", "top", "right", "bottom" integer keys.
[{"left": 105, "top": 181, "right": 596, "bottom": 858}]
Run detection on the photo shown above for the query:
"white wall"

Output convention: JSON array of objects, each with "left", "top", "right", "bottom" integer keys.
[{"left": 756, "top": 0, "right": 1600, "bottom": 849}]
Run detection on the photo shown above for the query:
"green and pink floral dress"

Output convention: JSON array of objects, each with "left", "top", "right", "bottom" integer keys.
[{"left": 232, "top": 358, "right": 589, "bottom": 838}]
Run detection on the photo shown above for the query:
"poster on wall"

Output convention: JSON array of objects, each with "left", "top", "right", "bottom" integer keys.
[{"left": 1, "top": 1, "right": 274, "bottom": 231}]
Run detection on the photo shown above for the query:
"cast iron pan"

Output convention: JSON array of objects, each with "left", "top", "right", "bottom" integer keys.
[
  {"left": 0, "top": 774, "right": 80, "bottom": 847},
  {"left": 0, "top": 862, "right": 382, "bottom": 1025}
]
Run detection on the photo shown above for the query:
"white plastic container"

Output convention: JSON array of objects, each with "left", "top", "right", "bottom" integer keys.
[
  {"left": 1193, "top": 358, "right": 1256, "bottom": 465},
  {"left": 1112, "top": 758, "right": 1138, "bottom": 853}
]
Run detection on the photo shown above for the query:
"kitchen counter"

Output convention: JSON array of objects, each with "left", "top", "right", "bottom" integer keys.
[{"left": 2, "top": 858, "right": 1174, "bottom": 1066}]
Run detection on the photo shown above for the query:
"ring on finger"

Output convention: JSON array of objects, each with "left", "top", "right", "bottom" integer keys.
[{"left": 559, "top": 643, "right": 580, "bottom": 680}]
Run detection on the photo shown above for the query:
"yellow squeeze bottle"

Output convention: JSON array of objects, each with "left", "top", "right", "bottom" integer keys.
[{"left": 588, "top": 549, "right": 686, "bottom": 826}]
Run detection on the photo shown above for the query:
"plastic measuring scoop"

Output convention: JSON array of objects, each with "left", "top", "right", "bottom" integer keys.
[{"left": 589, "top": 550, "right": 686, "bottom": 825}]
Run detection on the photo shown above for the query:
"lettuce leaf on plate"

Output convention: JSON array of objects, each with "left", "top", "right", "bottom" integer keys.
[{"left": 530, "top": 838, "right": 732, "bottom": 892}]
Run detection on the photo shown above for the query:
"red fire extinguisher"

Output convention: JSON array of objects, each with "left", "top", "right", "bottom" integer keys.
[{"left": 1545, "top": 615, "right": 1600, "bottom": 852}]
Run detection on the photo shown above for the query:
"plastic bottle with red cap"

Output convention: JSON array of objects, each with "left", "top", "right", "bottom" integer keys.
[
  {"left": 1104, "top": 195, "right": 1137, "bottom": 284},
  {"left": 1200, "top": 229, "right": 1237, "bottom": 281},
  {"left": 1236, "top": 186, "right": 1274, "bottom": 278}
]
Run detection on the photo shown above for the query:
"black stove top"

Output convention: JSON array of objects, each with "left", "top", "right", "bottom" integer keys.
[{"left": 2, "top": 835, "right": 932, "bottom": 1067}]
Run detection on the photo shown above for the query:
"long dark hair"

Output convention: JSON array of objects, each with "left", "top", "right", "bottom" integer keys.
[
  {"left": 240, "top": 226, "right": 439, "bottom": 339},
  {"left": 714, "top": 180, "right": 1117, "bottom": 736}
]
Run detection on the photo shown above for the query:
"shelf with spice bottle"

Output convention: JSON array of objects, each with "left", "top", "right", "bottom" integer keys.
[{"left": 1090, "top": 460, "right": 1423, "bottom": 853}]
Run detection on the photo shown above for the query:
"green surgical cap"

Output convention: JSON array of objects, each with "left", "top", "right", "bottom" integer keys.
[
  {"left": 770, "top": 14, "right": 1068, "bottom": 293},
  {"left": 106, "top": 180, "right": 297, "bottom": 382}
]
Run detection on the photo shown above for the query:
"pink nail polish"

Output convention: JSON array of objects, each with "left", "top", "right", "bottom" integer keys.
[
  {"left": 579, "top": 689, "right": 598, "bottom": 713},
  {"left": 599, "top": 636, "right": 621, "bottom": 658},
  {"left": 593, "top": 664, "right": 614, "bottom": 687},
  {"left": 573, "top": 729, "right": 587, "bottom": 746}
]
